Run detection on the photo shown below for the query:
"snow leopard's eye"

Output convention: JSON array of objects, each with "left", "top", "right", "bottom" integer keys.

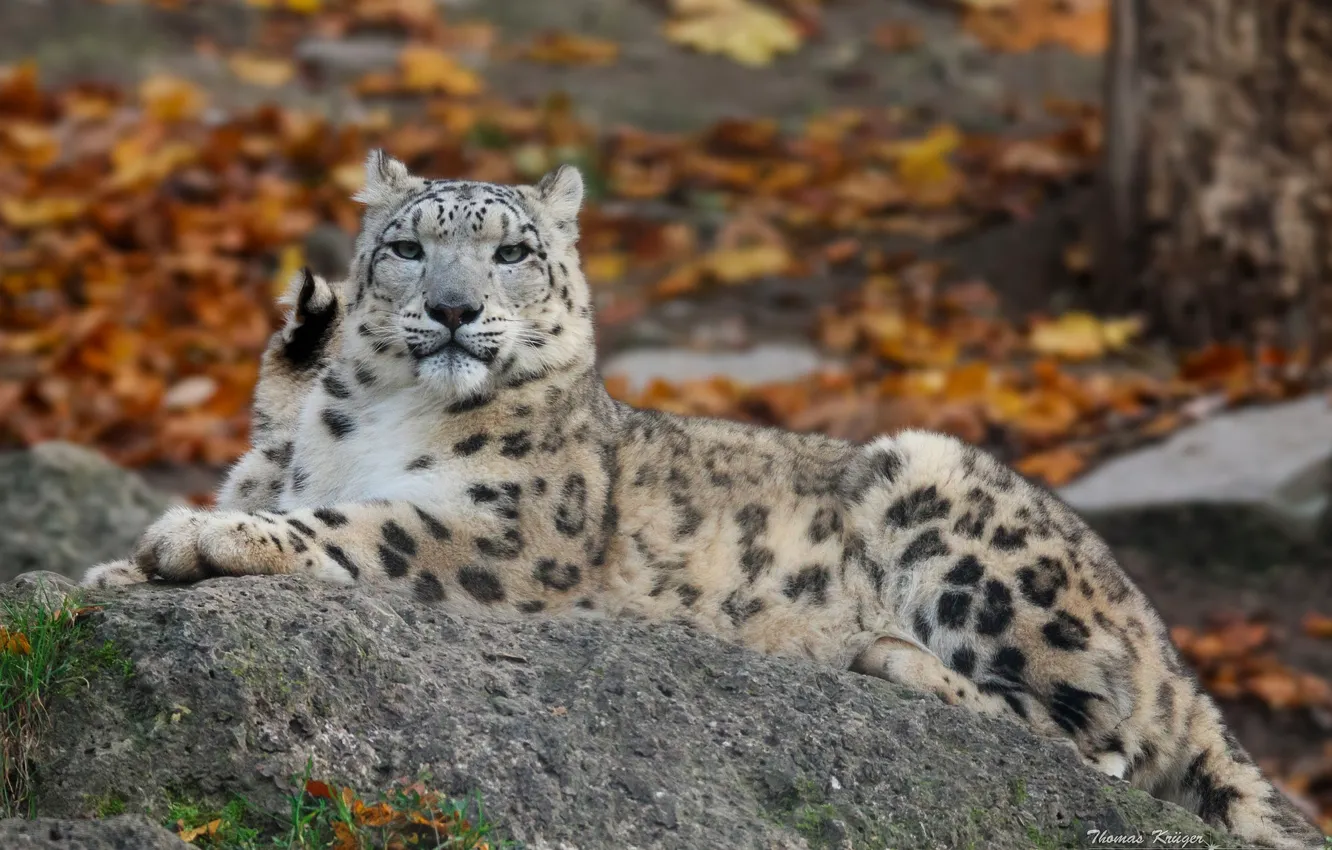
[
  {"left": 390, "top": 240, "right": 423, "bottom": 261},
  {"left": 494, "top": 244, "right": 529, "bottom": 265}
]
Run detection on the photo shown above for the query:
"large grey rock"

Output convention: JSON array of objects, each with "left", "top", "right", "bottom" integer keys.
[
  {"left": 1057, "top": 396, "right": 1332, "bottom": 568},
  {"left": 7, "top": 572, "right": 1223, "bottom": 850},
  {"left": 0, "top": 815, "right": 183, "bottom": 849},
  {"left": 0, "top": 444, "right": 176, "bottom": 583}
]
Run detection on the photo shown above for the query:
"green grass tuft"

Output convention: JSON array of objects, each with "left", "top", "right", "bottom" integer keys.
[
  {"left": 1024, "top": 823, "right": 1060, "bottom": 850},
  {"left": 80, "top": 639, "right": 134, "bottom": 683},
  {"left": 793, "top": 802, "right": 841, "bottom": 848},
  {"left": 166, "top": 794, "right": 263, "bottom": 848},
  {"left": 0, "top": 583, "right": 98, "bottom": 817},
  {"left": 1009, "top": 777, "right": 1028, "bottom": 807},
  {"left": 89, "top": 792, "right": 126, "bottom": 818}
]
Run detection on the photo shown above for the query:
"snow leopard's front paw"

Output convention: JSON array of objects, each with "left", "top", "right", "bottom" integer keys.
[
  {"left": 80, "top": 559, "right": 150, "bottom": 588},
  {"left": 132, "top": 507, "right": 214, "bottom": 582},
  {"left": 134, "top": 507, "right": 300, "bottom": 581}
]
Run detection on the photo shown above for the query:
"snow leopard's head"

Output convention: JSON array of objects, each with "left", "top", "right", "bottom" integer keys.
[{"left": 343, "top": 151, "right": 592, "bottom": 404}]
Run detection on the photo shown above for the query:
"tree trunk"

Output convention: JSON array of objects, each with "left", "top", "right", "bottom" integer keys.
[{"left": 1097, "top": 0, "right": 1332, "bottom": 363}]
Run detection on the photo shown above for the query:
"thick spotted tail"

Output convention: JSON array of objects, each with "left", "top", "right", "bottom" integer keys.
[{"left": 1129, "top": 672, "right": 1323, "bottom": 850}]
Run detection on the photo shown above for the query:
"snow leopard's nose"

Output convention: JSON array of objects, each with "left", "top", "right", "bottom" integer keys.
[{"left": 425, "top": 301, "right": 482, "bottom": 331}]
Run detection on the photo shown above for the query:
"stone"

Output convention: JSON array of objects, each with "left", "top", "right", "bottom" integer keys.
[
  {"left": 294, "top": 36, "right": 402, "bottom": 76},
  {"left": 0, "top": 816, "right": 183, "bottom": 849},
  {"left": 1057, "top": 396, "right": 1332, "bottom": 567},
  {"left": 602, "top": 343, "right": 830, "bottom": 391},
  {"left": 6, "top": 572, "right": 1225, "bottom": 849},
  {"left": 0, "top": 444, "right": 177, "bottom": 584}
]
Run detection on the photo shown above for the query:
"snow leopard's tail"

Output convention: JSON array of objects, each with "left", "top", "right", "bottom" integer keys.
[{"left": 1131, "top": 663, "right": 1322, "bottom": 849}]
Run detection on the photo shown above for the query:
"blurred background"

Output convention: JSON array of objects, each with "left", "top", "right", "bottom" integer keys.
[{"left": 2, "top": 0, "right": 1331, "bottom": 833}]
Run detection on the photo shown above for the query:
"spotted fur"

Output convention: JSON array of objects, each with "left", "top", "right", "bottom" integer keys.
[{"left": 83, "top": 155, "right": 1322, "bottom": 849}]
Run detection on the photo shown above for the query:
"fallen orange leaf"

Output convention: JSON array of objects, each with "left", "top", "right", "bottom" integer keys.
[
  {"left": 177, "top": 819, "right": 222, "bottom": 843},
  {"left": 5, "top": 632, "right": 31, "bottom": 655},
  {"left": 138, "top": 74, "right": 207, "bottom": 122},
  {"left": 665, "top": 0, "right": 803, "bottom": 67},
  {"left": 228, "top": 53, "right": 296, "bottom": 88},
  {"left": 525, "top": 31, "right": 620, "bottom": 67},
  {"left": 703, "top": 244, "right": 792, "bottom": 284},
  {"left": 398, "top": 45, "right": 483, "bottom": 96},
  {"left": 1303, "top": 612, "right": 1332, "bottom": 640},
  {"left": 305, "top": 779, "right": 334, "bottom": 800},
  {"left": 1029, "top": 312, "right": 1142, "bottom": 361},
  {"left": 871, "top": 21, "right": 924, "bottom": 51},
  {"left": 584, "top": 252, "right": 628, "bottom": 285},
  {"left": 1014, "top": 445, "right": 1087, "bottom": 486},
  {"left": 963, "top": 0, "right": 1108, "bottom": 55},
  {"left": 0, "top": 196, "right": 87, "bottom": 229},
  {"left": 1247, "top": 670, "right": 1302, "bottom": 711}
]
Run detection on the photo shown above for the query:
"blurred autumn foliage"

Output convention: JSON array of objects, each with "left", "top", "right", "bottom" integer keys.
[{"left": 0, "top": 17, "right": 1311, "bottom": 478}]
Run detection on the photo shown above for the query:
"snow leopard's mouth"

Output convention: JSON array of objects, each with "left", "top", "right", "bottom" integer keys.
[{"left": 410, "top": 338, "right": 494, "bottom": 365}]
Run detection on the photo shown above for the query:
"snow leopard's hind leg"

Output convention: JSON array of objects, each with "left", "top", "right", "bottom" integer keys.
[{"left": 845, "top": 430, "right": 1323, "bottom": 850}]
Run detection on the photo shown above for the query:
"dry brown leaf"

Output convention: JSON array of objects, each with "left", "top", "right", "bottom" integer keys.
[
  {"left": 525, "top": 31, "right": 620, "bottom": 66},
  {"left": 1303, "top": 613, "right": 1332, "bottom": 640},
  {"left": 1029, "top": 312, "right": 1143, "bottom": 361},
  {"left": 245, "top": 0, "right": 323, "bottom": 10},
  {"left": 665, "top": 0, "right": 802, "bottom": 67},
  {"left": 0, "top": 196, "right": 87, "bottom": 229},
  {"left": 3, "top": 631, "right": 31, "bottom": 655},
  {"left": 963, "top": 0, "right": 1108, "bottom": 55},
  {"left": 584, "top": 252, "right": 628, "bottom": 285},
  {"left": 1014, "top": 445, "right": 1087, "bottom": 486},
  {"left": 704, "top": 244, "right": 792, "bottom": 284},
  {"left": 882, "top": 125, "right": 965, "bottom": 207},
  {"left": 890, "top": 125, "right": 960, "bottom": 182},
  {"left": 1248, "top": 671, "right": 1303, "bottom": 711},
  {"left": 138, "top": 74, "right": 207, "bottom": 122},
  {"left": 228, "top": 53, "right": 296, "bottom": 88},
  {"left": 304, "top": 779, "right": 335, "bottom": 800},
  {"left": 2, "top": 122, "right": 59, "bottom": 168},
  {"left": 398, "top": 45, "right": 483, "bottom": 95},
  {"left": 871, "top": 21, "right": 924, "bottom": 51},
  {"left": 177, "top": 819, "right": 222, "bottom": 843}
]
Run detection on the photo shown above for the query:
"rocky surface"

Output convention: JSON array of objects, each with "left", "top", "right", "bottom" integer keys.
[
  {"left": 6, "top": 571, "right": 1224, "bottom": 850},
  {"left": 0, "top": 815, "right": 184, "bottom": 849},
  {"left": 1058, "top": 396, "right": 1332, "bottom": 568},
  {"left": 0, "top": 444, "right": 176, "bottom": 584}
]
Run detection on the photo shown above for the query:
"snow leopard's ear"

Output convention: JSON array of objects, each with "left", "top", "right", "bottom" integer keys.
[
  {"left": 354, "top": 149, "right": 415, "bottom": 207},
  {"left": 535, "top": 164, "right": 584, "bottom": 234}
]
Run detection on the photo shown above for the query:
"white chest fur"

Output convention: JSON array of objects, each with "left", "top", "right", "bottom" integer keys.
[{"left": 280, "top": 388, "right": 469, "bottom": 511}]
